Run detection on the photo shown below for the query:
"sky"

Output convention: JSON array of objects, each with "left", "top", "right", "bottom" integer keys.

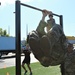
[{"left": 0, "top": 0, "right": 75, "bottom": 40}]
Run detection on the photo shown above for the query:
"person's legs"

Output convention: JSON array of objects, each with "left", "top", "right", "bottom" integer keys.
[
  {"left": 22, "top": 63, "right": 27, "bottom": 74},
  {"left": 27, "top": 63, "right": 32, "bottom": 75}
]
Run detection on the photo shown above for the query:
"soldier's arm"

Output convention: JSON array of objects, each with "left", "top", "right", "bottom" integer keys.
[{"left": 36, "top": 10, "right": 50, "bottom": 36}]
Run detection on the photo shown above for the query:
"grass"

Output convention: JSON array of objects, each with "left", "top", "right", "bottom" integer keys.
[{"left": 0, "top": 62, "right": 61, "bottom": 75}]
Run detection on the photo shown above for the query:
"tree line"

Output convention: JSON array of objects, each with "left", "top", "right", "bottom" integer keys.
[{"left": 0, "top": 28, "right": 9, "bottom": 36}]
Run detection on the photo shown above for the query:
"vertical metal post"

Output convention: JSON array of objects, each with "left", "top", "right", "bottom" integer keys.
[
  {"left": 60, "top": 15, "right": 63, "bottom": 29},
  {"left": 15, "top": 1, "right": 21, "bottom": 75},
  {"left": 0, "top": 2, "right": 1, "bottom": 5}
]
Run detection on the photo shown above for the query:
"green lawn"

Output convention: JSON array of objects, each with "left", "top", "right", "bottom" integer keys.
[{"left": 0, "top": 62, "right": 61, "bottom": 75}]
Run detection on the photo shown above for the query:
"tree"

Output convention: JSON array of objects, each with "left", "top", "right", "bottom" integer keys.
[
  {"left": 0, "top": 28, "right": 3, "bottom": 36},
  {"left": 0, "top": 28, "right": 9, "bottom": 36}
]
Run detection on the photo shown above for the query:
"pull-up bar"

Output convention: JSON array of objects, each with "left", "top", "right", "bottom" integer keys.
[
  {"left": 15, "top": 1, "right": 63, "bottom": 75},
  {"left": 20, "top": 3, "right": 60, "bottom": 17},
  {"left": 20, "top": 2, "right": 63, "bottom": 28}
]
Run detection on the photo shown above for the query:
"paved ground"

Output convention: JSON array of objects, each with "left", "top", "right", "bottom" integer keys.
[{"left": 0, "top": 53, "right": 38, "bottom": 69}]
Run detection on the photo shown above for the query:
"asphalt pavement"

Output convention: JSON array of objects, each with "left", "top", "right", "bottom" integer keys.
[{"left": 0, "top": 53, "right": 38, "bottom": 69}]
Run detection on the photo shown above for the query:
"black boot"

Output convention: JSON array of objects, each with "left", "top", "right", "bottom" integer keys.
[
  {"left": 28, "top": 31, "right": 44, "bottom": 60},
  {"left": 39, "top": 35, "right": 50, "bottom": 57}
]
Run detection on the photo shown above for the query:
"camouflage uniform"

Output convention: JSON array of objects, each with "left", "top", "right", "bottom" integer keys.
[
  {"left": 28, "top": 20, "right": 68, "bottom": 67},
  {"left": 36, "top": 19, "right": 55, "bottom": 37},
  {"left": 47, "top": 18, "right": 55, "bottom": 31},
  {"left": 64, "top": 50, "right": 75, "bottom": 75},
  {"left": 36, "top": 20, "right": 47, "bottom": 37}
]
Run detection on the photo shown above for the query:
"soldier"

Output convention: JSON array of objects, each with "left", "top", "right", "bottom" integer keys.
[
  {"left": 36, "top": 9, "right": 55, "bottom": 37},
  {"left": 28, "top": 9, "right": 67, "bottom": 67},
  {"left": 64, "top": 43, "right": 75, "bottom": 75},
  {"left": 46, "top": 13, "right": 56, "bottom": 32}
]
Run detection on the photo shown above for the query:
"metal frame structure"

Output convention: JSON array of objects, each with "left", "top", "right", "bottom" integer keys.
[
  {"left": 20, "top": 3, "right": 63, "bottom": 28},
  {"left": 0, "top": 0, "right": 63, "bottom": 75},
  {"left": 15, "top": 1, "right": 63, "bottom": 75}
]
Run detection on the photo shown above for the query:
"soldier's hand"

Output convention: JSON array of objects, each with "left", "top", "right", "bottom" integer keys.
[{"left": 42, "top": 9, "right": 49, "bottom": 17}]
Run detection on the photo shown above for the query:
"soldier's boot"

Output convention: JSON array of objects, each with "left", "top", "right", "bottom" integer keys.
[
  {"left": 29, "top": 31, "right": 44, "bottom": 60},
  {"left": 39, "top": 35, "right": 50, "bottom": 57}
]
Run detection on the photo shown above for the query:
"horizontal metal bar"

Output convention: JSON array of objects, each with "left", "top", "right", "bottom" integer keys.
[
  {"left": 0, "top": 50, "right": 16, "bottom": 52},
  {"left": 20, "top": 3, "right": 60, "bottom": 17},
  {"left": 21, "top": 3, "right": 42, "bottom": 11},
  {"left": 0, "top": 55, "right": 24, "bottom": 59}
]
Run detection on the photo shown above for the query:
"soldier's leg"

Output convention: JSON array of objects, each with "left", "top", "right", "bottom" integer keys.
[
  {"left": 39, "top": 35, "right": 50, "bottom": 57},
  {"left": 28, "top": 31, "right": 44, "bottom": 61},
  {"left": 28, "top": 31, "right": 52, "bottom": 67}
]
